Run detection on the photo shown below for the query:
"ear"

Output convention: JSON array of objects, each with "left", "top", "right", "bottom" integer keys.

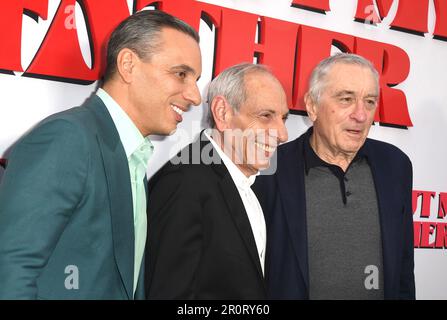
[
  {"left": 304, "top": 93, "right": 318, "bottom": 122},
  {"left": 210, "top": 96, "right": 234, "bottom": 131},
  {"left": 116, "top": 48, "right": 137, "bottom": 83}
]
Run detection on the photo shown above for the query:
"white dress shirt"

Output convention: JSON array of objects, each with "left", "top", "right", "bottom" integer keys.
[{"left": 204, "top": 130, "right": 266, "bottom": 275}]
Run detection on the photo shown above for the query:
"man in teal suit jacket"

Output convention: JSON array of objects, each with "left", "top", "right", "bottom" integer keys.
[{"left": 0, "top": 10, "right": 202, "bottom": 299}]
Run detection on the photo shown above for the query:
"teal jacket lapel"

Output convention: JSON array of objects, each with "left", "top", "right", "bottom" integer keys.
[{"left": 87, "top": 96, "right": 135, "bottom": 299}]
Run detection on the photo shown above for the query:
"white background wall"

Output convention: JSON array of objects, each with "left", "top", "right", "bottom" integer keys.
[{"left": 0, "top": 0, "right": 446, "bottom": 299}]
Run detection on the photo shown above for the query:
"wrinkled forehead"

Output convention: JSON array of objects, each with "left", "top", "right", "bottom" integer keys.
[{"left": 323, "top": 63, "right": 379, "bottom": 95}]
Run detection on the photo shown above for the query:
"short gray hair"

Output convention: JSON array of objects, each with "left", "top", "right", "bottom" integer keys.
[
  {"left": 308, "top": 53, "right": 379, "bottom": 103},
  {"left": 103, "top": 10, "right": 199, "bottom": 82},
  {"left": 206, "top": 63, "right": 274, "bottom": 127}
]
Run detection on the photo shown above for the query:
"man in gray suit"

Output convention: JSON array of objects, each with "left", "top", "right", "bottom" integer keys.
[{"left": 0, "top": 10, "right": 202, "bottom": 299}]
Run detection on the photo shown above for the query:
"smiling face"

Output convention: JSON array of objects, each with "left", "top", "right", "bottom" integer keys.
[
  {"left": 224, "top": 72, "right": 289, "bottom": 176},
  {"left": 128, "top": 27, "right": 202, "bottom": 136},
  {"left": 306, "top": 63, "right": 379, "bottom": 167}
]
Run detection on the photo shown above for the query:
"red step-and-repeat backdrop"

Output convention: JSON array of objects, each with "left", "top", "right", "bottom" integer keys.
[{"left": 0, "top": 0, "right": 446, "bottom": 299}]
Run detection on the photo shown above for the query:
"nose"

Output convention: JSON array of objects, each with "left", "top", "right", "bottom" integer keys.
[
  {"left": 276, "top": 118, "right": 288, "bottom": 144},
  {"left": 183, "top": 82, "right": 202, "bottom": 106},
  {"left": 351, "top": 100, "right": 368, "bottom": 123}
]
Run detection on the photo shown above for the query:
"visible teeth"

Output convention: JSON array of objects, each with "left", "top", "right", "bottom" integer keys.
[
  {"left": 255, "top": 142, "right": 275, "bottom": 153},
  {"left": 171, "top": 105, "right": 184, "bottom": 115}
]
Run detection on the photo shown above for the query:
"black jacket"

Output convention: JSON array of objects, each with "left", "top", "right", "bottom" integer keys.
[{"left": 145, "top": 131, "right": 266, "bottom": 299}]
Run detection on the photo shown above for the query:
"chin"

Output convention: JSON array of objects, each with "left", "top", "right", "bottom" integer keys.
[
  {"left": 344, "top": 146, "right": 362, "bottom": 154},
  {"left": 151, "top": 125, "right": 177, "bottom": 136},
  {"left": 255, "top": 160, "right": 271, "bottom": 172},
  {"left": 161, "top": 123, "right": 178, "bottom": 136}
]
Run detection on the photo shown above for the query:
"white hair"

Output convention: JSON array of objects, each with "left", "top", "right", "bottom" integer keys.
[
  {"left": 206, "top": 63, "right": 274, "bottom": 127},
  {"left": 308, "top": 53, "right": 380, "bottom": 103}
]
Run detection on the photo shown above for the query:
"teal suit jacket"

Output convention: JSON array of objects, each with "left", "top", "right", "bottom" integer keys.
[{"left": 0, "top": 95, "right": 144, "bottom": 299}]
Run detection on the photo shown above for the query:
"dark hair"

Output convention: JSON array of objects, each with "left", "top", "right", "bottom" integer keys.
[{"left": 103, "top": 10, "right": 199, "bottom": 82}]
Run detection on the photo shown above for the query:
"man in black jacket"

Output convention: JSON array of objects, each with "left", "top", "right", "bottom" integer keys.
[{"left": 146, "top": 63, "right": 289, "bottom": 299}]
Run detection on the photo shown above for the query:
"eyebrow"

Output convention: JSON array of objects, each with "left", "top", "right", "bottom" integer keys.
[
  {"left": 257, "top": 109, "right": 290, "bottom": 118},
  {"left": 333, "top": 90, "right": 378, "bottom": 98},
  {"left": 170, "top": 64, "right": 201, "bottom": 80},
  {"left": 257, "top": 109, "right": 276, "bottom": 115},
  {"left": 333, "top": 90, "right": 355, "bottom": 97}
]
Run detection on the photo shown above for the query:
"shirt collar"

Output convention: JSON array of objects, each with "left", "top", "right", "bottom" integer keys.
[
  {"left": 96, "top": 88, "right": 153, "bottom": 159},
  {"left": 204, "top": 129, "right": 257, "bottom": 189}
]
